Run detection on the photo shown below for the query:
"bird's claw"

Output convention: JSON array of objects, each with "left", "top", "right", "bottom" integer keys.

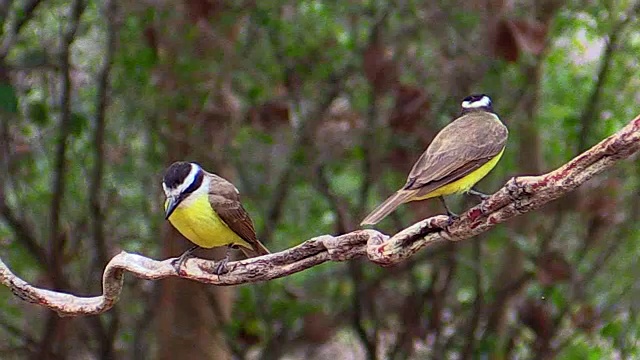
[
  {"left": 446, "top": 212, "right": 459, "bottom": 225},
  {"left": 172, "top": 246, "right": 198, "bottom": 276},
  {"left": 172, "top": 258, "right": 187, "bottom": 276},
  {"left": 469, "top": 188, "right": 490, "bottom": 201},
  {"left": 213, "top": 258, "right": 230, "bottom": 275}
]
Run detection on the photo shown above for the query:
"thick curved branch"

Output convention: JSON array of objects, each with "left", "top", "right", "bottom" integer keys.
[
  {"left": 0, "top": 113, "right": 639, "bottom": 317},
  {"left": 0, "top": 232, "right": 375, "bottom": 316}
]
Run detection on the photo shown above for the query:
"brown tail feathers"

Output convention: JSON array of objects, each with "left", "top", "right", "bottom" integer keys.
[
  {"left": 360, "top": 190, "right": 416, "bottom": 226},
  {"left": 239, "top": 239, "right": 271, "bottom": 258}
]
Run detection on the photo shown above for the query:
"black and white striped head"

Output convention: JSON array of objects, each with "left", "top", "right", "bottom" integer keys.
[
  {"left": 461, "top": 94, "right": 494, "bottom": 114},
  {"left": 162, "top": 161, "right": 205, "bottom": 219}
]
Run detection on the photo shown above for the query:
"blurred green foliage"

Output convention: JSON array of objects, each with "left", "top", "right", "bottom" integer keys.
[{"left": 0, "top": 0, "right": 639, "bottom": 359}]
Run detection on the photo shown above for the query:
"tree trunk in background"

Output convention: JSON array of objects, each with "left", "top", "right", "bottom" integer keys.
[
  {"left": 158, "top": 231, "right": 233, "bottom": 360},
  {"left": 487, "top": 63, "right": 544, "bottom": 350},
  {"left": 488, "top": 48, "right": 576, "bottom": 358},
  {"left": 156, "top": 112, "right": 235, "bottom": 360},
  {"left": 487, "top": 3, "right": 562, "bottom": 352},
  {"left": 150, "top": 2, "right": 244, "bottom": 357}
]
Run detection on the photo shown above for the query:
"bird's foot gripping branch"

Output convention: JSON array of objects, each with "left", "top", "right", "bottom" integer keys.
[
  {"left": 369, "top": 113, "right": 640, "bottom": 266},
  {"left": 0, "top": 114, "right": 639, "bottom": 316}
]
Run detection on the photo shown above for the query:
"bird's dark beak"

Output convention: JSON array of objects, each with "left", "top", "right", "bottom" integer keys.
[{"left": 165, "top": 196, "right": 179, "bottom": 220}]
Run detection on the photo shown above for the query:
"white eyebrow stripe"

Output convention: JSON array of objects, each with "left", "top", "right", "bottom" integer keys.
[
  {"left": 462, "top": 96, "right": 491, "bottom": 109},
  {"left": 176, "top": 163, "right": 201, "bottom": 194}
]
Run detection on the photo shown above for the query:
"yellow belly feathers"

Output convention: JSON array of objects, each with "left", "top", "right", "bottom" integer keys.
[
  {"left": 413, "top": 148, "right": 505, "bottom": 201},
  {"left": 166, "top": 193, "right": 251, "bottom": 249}
]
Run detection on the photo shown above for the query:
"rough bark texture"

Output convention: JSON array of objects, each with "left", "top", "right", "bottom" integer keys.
[{"left": 1, "top": 113, "right": 639, "bottom": 316}]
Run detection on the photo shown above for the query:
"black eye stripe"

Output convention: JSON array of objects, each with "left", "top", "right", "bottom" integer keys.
[{"left": 183, "top": 171, "right": 204, "bottom": 195}]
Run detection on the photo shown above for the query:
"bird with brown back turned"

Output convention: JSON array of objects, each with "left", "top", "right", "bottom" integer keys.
[{"left": 361, "top": 94, "right": 508, "bottom": 226}]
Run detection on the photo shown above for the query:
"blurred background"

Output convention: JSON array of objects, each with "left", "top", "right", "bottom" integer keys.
[{"left": 0, "top": 0, "right": 639, "bottom": 359}]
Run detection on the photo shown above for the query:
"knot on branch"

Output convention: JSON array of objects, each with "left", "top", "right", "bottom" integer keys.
[
  {"left": 366, "top": 216, "right": 448, "bottom": 266},
  {"left": 507, "top": 176, "right": 537, "bottom": 197},
  {"left": 505, "top": 176, "right": 539, "bottom": 213},
  {"left": 321, "top": 231, "right": 371, "bottom": 261},
  {"left": 606, "top": 136, "right": 640, "bottom": 159}
]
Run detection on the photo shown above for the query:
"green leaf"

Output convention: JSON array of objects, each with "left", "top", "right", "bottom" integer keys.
[
  {"left": 70, "top": 112, "right": 88, "bottom": 136},
  {"left": 600, "top": 320, "right": 622, "bottom": 338},
  {"left": 28, "top": 102, "right": 49, "bottom": 126},
  {"left": 548, "top": 287, "right": 567, "bottom": 309},
  {"left": 0, "top": 83, "right": 19, "bottom": 114}
]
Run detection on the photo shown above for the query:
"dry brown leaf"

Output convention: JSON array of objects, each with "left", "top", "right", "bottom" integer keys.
[
  {"left": 536, "top": 251, "right": 572, "bottom": 286},
  {"left": 571, "top": 304, "right": 599, "bottom": 333},
  {"left": 248, "top": 101, "right": 291, "bottom": 130},
  {"left": 389, "top": 84, "right": 431, "bottom": 133},
  {"left": 363, "top": 43, "right": 398, "bottom": 94},
  {"left": 508, "top": 19, "right": 548, "bottom": 55},
  {"left": 492, "top": 18, "right": 548, "bottom": 62},
  {"left": 493, "top": 18, "right": 519, "bottom": 62},
  {"left": 184, "top": 0, "right": 224, "bottom": 22},
  {"left": 315, "top": 99, "right": 363, "bottom": 161},
  {"left": 518, "top": 298, "right": 553, "bottom": 340},
  {"left": 302, "top": 311, "right": 336, "bottom": 344}
]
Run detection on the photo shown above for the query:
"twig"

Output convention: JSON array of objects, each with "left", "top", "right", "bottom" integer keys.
[
  {"left": 38, "top": 4, "right": 85, "bottom": 355},
  {"left": 350, "top": 261, "right": 378, "bottom": 360},
  {"left": 0, "top": 197, "right": 48, "bottom": 266},
  {"left": 550, "top": 259, "right": 639, "bottom": 358},
  {"left": 0, "top": 312, "right": 39, "bottom": 352},
  {"left": 387, "top": 271, "right": 431, "bottom": 359},
  {"left": 131, "top": 284, "right": 160, "bottom": 359},
  {"left": 546, "top": 177, "right": 640, "bottom": 356},
  {"left": 48, "top": 0, "right": 85, "bottom": 285},
  {"left": 0, "top": 0, "right": 44, "bottom": 59},
  {"left": 0, "top": 0, "right": 13, "bottom": 26},
  {"left": 90, "top": 0, "right": 117, "bottom": 268},
  {"left": 312, "top": 164, "right": 354, "bottom": 232},
  {"left": 431, "top": 244, "right": 458, "bottom": 357},
  {"left": 259, "top": 78, "right": 343, "bottom": 241},
  {"left": 483, "top": 271, "right": 533, "bottom": 342},
  {"left": 461, "top": 238, "right": 483, "bottom": 359},
  {"left": 359, "top": 10, "right": 393, "bottom": 217},
  {"left": 358, "top": 87, "right": 378, "bottom": 217},
  {"left": 577, "top": 1, "right": 640, "bottom": 151},
  {"left": 257, "top": 21, "right": 361, "bottom": 241},
  {"left": 545, "top": 152, "right": 640, "bottom": 357},
  {"left": 0, "top": 113, "right": 638, "bottom": 316}
]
